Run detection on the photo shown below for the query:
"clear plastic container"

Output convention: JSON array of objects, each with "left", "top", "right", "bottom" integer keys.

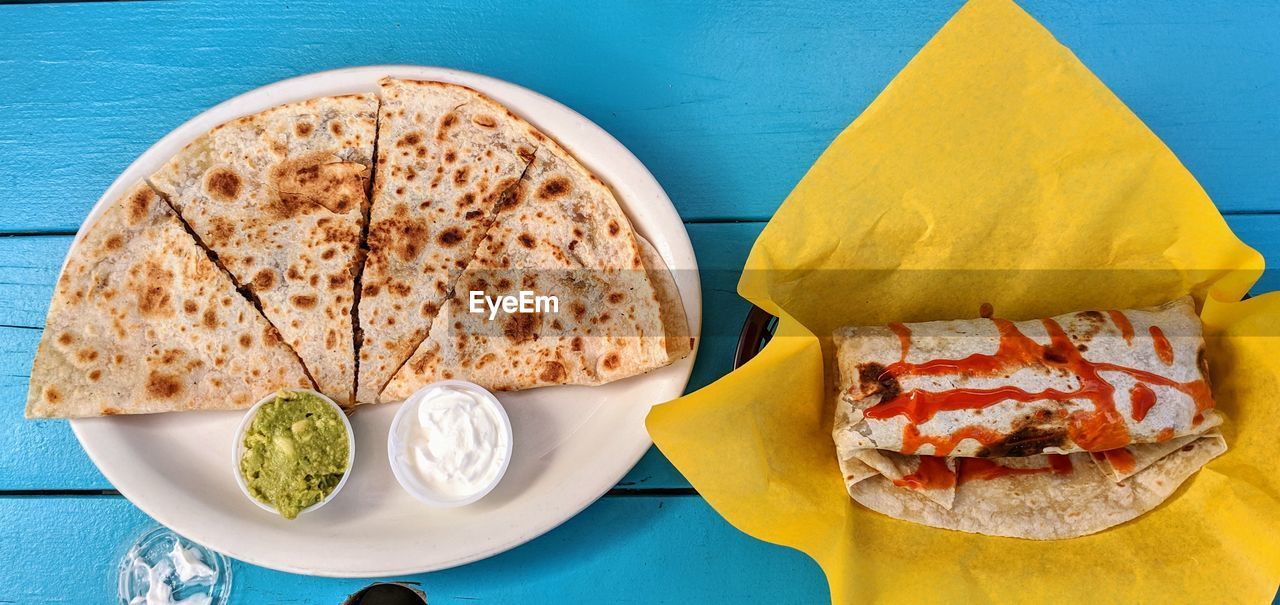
[
  {"left": 117, "top": 526, "right": 232, "bottom": 605},
  {"left": 232, "top": 389, "right": 355, "bottom": 516},
  {"left": 386, "top": 380, "right": 513, "bottom": 507}
]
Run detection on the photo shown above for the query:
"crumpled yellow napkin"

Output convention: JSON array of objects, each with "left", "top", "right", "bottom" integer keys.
[{"left": 647, "top": 0, "right": 1280, "bottom": 602}]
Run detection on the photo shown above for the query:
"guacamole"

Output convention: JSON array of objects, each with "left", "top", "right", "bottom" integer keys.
[{"left": 239, "top": 390, "right": 349, "bottom": 519}]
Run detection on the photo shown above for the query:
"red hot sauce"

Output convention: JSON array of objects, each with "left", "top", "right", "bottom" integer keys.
[{"left": 864, "top": 316, "right": 1213, "bottom": 456}]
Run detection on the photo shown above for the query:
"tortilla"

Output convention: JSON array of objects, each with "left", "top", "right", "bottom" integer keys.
[
  {"left": 635, "top": 235, "right": 694, "bottom": 362},
  {"left": 379, "top": 139, "right": 690, "bottom": 400},
  {"left": 26, "top": 183, "right": 313, "bottom": 418},
  {"left": 150, "top": 94, "right": 377, "bottom": 405},
  {"left": 842, "top": 435, "right": 1226, "bottom": 540},
  {"left": 356, "top": 78, "right": 534, "bottom": 403},
  {"left": 832, "top": 298, "right": 1226, "bottom": 538},
  {"left": 833, "top": 297, "right": 1215, "bottom": 457}
]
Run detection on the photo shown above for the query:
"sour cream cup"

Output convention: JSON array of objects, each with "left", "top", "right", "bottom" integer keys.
[
  {"left": 387, "top": 380, "right": 514, "bottom": 507},
  {"left": 232, "top": 389, "right": 355, "bottom": 517}
]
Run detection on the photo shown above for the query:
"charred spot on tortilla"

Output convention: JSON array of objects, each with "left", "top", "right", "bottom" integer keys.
[
  {"left": 127, "top": 187, "right": 154, "bottom": 223},
  {"left": 539, "top": 361, "right": 568, "bottom": 383},
  {"left": 268, "top": 152, "right": 367, "bottom": 217},
  {"left": 204, "top": 167, "right": 243, "bottom": 202},
  {"left": 601, "top": 352, "right": 622, "bottom": 371},
  {"left": 503, "top": 312, "right": 539, "bottom": 344},
  {"left": 290, "top": 294, "right": 317, "bottom": 309},
  {"left": 396, "top": 132, "right": 421, "bottom": 147},
  {"left": 388, "top": 282, "right": 411, "bottom": 297},
  {"left": 133, "top": 262, "right": 175, "bottom": 317},
  {"left": 537, "top": 177, "right": 571, "bottom": 200},
  {"left": 145, "top": 372, "right": 184, "bottom": 399},
  {"left": 437, "top": 227, "right": 465, "bottom": 247},
  {"left": 42, "top": 385, "right": 63, "bottom": 404},
  {"left": 494, "top": 181, "right": 525, "bottom": 212},
  {"left": 435, "top": 112, "right": 459, "bottom": 141},
  {"left": 979, "top": 302, "right": 994, "bottom": 318},
  {"left": 252, "top": 269, "right": 276, "bottom": 290}
]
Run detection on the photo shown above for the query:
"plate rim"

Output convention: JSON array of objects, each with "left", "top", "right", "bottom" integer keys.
[{"left": 68, "top": 65, "right": 702, "bottom": 577}]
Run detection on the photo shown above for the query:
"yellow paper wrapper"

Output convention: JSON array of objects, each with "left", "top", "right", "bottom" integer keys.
[{"left": 647, "top": 0, "right": 1280, "bottom": 602}]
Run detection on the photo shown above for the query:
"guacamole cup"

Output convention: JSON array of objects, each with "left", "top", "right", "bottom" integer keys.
[{"left": 233, "top": 389, "right": 355, "bottom": 518}]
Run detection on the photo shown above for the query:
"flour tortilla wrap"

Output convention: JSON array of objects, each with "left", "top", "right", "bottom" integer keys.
[
  {"left": 832, "top": 297, "right": 1226, "bottom": 538},
  {"left": 26, "top": 183, "right": 313, "bottom": 418},
  {"left": 380, "top": 141, "right": 690, "bottom": 400},
  {"left": 150, "top": 95, "right": 377, "bottom": 405},
  {"left": 357, "top": 78, "right": 534, "bottom": 403},
  {"left": 839, "top": 435, "right": 1226, "bottom": 540}
]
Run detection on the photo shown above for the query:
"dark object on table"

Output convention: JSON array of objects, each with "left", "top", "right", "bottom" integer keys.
[
  {"left": 343, "top": 582, "right": 426, "bottom": 605},
  {"left": 734, "top": 305, "right": 777, "bottom": 369}
]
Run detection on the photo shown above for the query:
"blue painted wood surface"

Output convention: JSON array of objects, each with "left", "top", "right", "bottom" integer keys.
[
  {"left": 0, "top": 0, "right": 1277, "bottom": 603},
  {"left": 0, "top": 495, "right": 827, "bottom": 604},
  {"left": 0, "top": 223, "right": 764, "bottom": 491},
  {"left": 0, "top": 1, "right": 1276, "bottom": 231}
]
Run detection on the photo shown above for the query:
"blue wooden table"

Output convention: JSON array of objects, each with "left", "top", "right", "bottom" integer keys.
[{"left": 1, "top": 1, "right": 1277, "bottom": 603}]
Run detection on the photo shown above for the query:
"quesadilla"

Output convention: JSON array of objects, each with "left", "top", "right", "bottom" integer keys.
[
  {"left": 356, "top": 78, "right": 534, "bottom": 403},
  {"left": 379, "top": 138, "right": 691, "bottom": 400},
  {"left": 26, "top": 183, "right": 313, "bottom": 418},
  {"left": 150, "top": 95, "right": 377, "bottom": 405},
  {"left": 832, "top": 297, "right": 1226, "bottom": 538}
]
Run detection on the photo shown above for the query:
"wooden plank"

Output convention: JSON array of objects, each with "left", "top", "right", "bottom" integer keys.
[
  {"left": 7, "top": 213, "right": 1280, "bottom": 490},
  {"left": 0, "top": 0, "right": 1275, "bottom": 231},
  {"left": 0, "top": 494, "right": 828, "bottom": 604},
  {"left": 0, "top": 222, "right": 767, "bottom": 490}
]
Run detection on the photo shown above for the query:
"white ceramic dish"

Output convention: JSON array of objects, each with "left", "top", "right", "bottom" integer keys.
[
  {"left": 232, "top": 390, "right": 356, "bottom": 516},
  {"left": 387, "top": 381, "right": 513, "bottom": 508},
  {"left": 68, "top": 66, "right": 701, "bottom": 577}
]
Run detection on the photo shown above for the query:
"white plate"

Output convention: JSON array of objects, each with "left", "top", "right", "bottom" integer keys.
[{"left": 69, "top": 66, "right": 701, "bottom": 577}]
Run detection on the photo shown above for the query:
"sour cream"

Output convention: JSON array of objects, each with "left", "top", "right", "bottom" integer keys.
[{"left": 388, "top": 381, "right": 513, "bottom": 506}]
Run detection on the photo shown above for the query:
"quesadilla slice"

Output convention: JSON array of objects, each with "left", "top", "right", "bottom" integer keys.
[
  {"left": 832, "top": 297, "right": 1226, "bottom": 539},
  {"left": 379, "top": 140, "right": 691, "bottom": 400},
  {"left": 26, "top": 183, "right": 313, "bottom": 418},
  {"left": 356, "top": 78, "right": 534, "bottom": 403},
  {"left": 150, "top": 95, "right": 377, "bottom": 405}
]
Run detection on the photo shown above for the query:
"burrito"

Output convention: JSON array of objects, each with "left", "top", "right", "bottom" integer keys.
[{"left": 832, "top": 297, "right": 1226, "bottom": 539}]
